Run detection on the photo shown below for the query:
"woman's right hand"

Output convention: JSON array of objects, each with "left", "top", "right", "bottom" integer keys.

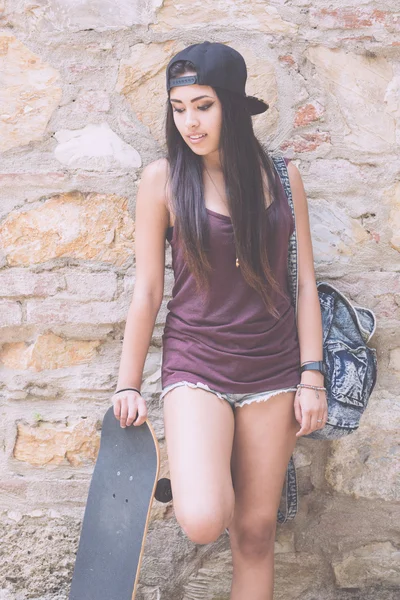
[{"left": 112, "top": 390, "right": 148, "bottom": 428}]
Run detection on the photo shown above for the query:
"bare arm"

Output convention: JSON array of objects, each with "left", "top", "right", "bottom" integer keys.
[
  {"left": 113, "top": 158, "right": 170, "bottom": 427},
  {"left": 287, "top": 161, "right": 327, "bottom": 436}
]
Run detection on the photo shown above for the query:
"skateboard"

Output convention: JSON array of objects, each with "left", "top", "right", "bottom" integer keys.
[{"left": 69, "top": 406, "right": 172, "bottom": 600}]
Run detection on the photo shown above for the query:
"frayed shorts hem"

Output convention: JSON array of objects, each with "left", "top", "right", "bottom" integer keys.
[{"left": 160, "top": 380, "right": 298, "bottom": 411}]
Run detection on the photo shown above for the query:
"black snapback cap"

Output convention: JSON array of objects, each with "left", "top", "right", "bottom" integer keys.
[{"left": 166, "top": 41, "right": 269, "bottom": 116}]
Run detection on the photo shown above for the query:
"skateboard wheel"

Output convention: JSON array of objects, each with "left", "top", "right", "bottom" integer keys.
[{"left": 154, "top": 478, "right": 173, "bottom": 503}]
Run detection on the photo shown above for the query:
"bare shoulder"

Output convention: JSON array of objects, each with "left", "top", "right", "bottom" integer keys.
[
  {"left": 286, "top": 160, "right": 305, "bottom": 193},
  {"left": 133, "top": 158, "right": 171, "bottom": 305},
  {"left": 286, "top": 159, "right": 300, "bottom": 180},
  {"left": 286, "top": 160, "right": 308, "bottom": 212},
  {"left": 285, "top": 159, "right": 316, "bottom": 288},
  {"left": 143, "top": 156, "right": 169, "bottom": 178},
  {"left": 141, "top": 158, "right": 173, "bottom": 225},
  {"left": 141, "top": 157, "right": 170, "bottom": 197}
]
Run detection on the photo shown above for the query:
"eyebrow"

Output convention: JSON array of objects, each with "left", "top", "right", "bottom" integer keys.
[{"left": 169, "top": 95, "right": 214, "bottom": 104}]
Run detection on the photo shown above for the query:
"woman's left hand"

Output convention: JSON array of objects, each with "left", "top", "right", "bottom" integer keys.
[{"left": 294, "top": 385, "right": 328, "bottom": 437}]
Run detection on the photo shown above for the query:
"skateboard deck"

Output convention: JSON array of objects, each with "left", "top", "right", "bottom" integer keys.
[{"left": 69, "top": 406, "right": 161, "bottom": 600}]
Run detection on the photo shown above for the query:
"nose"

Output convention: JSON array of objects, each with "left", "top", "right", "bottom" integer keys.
[{"left": 185, "top": 110, "right": 200, "bottom": 129}]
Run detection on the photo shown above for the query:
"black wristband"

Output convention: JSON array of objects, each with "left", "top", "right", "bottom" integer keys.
[
  {"left": 300, "top": 360, "right": 326, "bottom": 376},
  {"left": 115, "top": 387, "right": 141, "bottom": 395}
]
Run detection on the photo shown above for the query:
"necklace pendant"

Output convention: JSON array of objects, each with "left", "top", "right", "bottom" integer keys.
[{"left": 236, "top": 257, "right": 240, "bottom": 268}]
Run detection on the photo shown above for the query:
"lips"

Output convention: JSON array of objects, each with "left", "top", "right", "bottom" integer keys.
[{"left": 187, "top": 133, "right": 207, "bottom": 143}]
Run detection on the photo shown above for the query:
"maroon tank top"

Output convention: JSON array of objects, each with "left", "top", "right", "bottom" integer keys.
[{"left": 161, "top": 158, "right": 301, "bottom": 393}]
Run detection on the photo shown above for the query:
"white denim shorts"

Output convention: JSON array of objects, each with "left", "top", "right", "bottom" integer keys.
[{"left": 160, "top": 380, "right": 298, "bottom": 413}]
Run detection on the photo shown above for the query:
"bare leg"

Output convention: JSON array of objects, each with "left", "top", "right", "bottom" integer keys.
[
  {"left": 228, "top": 391, "right": 299, "bottom": 600},
  {"left": 163, "top": 385, "right": 235, "bottom": 544}
]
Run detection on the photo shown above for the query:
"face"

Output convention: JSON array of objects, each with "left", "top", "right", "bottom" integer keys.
[{"left": 169, "top": 73, "right": 222, "bottom": 157}]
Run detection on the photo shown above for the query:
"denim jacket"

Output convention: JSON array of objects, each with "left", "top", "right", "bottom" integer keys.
[{"left": 271, "top": 154, "right": 378, "bottom": 521}]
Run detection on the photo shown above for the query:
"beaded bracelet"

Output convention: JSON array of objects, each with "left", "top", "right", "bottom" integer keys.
[
  {"left": 114, "top": 387, "right": 141, "bottom": 396},
  {"left": 296, "top": 383, "right": 326, "bottom": 399}
]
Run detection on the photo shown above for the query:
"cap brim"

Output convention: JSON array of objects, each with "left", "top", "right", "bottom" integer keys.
[{"left": 246, "top": 95, "right": 269, "bottom": 116}]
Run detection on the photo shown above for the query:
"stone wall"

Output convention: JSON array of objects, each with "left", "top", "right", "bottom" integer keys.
[{"left": 0, "top": 1, "right": 399, "bottom": 599}]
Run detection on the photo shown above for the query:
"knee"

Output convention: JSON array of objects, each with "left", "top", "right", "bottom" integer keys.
[
  {"left": 176, "top": 504, "right": 232, "bottom": 545},
  {"left": 232, "top": 518, "right": 277, "bottom": 559}
]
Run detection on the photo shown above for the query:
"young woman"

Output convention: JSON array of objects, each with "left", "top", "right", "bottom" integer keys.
[{"left": 112, "top": 42, "right": 327, "bottom": 599}]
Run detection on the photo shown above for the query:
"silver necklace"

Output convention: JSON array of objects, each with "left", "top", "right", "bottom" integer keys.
[{"left": 204, "top": 166, "right": 240, "bottom": 268}]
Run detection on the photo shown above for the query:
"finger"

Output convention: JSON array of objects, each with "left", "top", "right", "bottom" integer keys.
[
  {"left": 309, "top": 412, "right": 321, "bottom": 432},
  {"left": 316, "top": 402, "right": 329, "bottom": 429},
  {"left": 133, "top": 398, "right": 148, "bottom": 426},
  {"left": 126, "top": 396, "right": 139, "bottom": 427},
  {"left": 120, "top": 399, "right": 129, "bottom": 428},
  {"left": 113, "top": 396, "right": 121, "bottom": 420},
  {"left": 295, "top": 420, "right": 306, "bottom": 437},
  {"left": 295, "top": 424, "right": 308, "bottom": 438},
  {"left": 296, "top": 411, "right": 311, "bottom": 437},
  {"left": 314, "top": 417, "right": 322, "bottom": 430}
]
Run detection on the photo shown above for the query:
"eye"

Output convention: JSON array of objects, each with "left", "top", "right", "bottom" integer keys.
[{"left": 172, "top": 104, "right": 213, "bottom": 113}]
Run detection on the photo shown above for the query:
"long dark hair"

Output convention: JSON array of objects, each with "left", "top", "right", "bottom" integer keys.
[{"left": 165, "top": 59, "right": 288, "bottom": 320}]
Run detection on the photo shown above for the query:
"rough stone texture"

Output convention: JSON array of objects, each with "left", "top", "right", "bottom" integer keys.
[
  {"left": 0, "top": 0, "right": 158, "bottom": 33},
  {"left": 388, "top": 181, "right": 400, "bottom": 251},
  {"left": 0, "top": 0, "right": 399, "bottom": 598},
  {"left": 305, "top": 46, "right": 395, "bottom": 152},
  {"left": 54, "top": 122, "right": 142, "bottom": 170},
  {"left": 323, "top": 390, "right": 400, "bottom": 504},
  {"left": 0, "top": 191, "right": 135, "bottom": 267},
  {"left": 13, "top": 418, "right": 101, "bottom": 467},
  {"left": 149, "top": 0, "right": 298, "bottom": 35},
  {"left": 0, "top": 333, "right": 101, "bottom": 371},
  {"left": 332, "top": 541, "right": 400, "bottom": 588},
  {"left": 0, "top": 34, "right": 62, "bottom": 153}
]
